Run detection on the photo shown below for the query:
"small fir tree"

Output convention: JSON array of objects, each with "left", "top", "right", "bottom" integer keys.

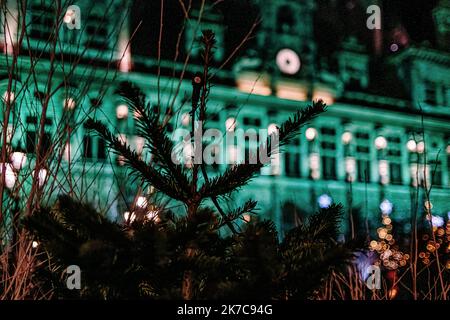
[{"left": 23, "top": 31, "right": 354, "bottom": 300}]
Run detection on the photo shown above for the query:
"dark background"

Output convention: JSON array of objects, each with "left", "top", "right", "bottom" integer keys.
[{"left": 130, "top": 0, "right": 441, "bottom": 64}]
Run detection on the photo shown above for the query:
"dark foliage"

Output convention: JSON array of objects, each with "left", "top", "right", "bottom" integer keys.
[{"left": 24, "top": 196, "right": 353, "bottom": 299}]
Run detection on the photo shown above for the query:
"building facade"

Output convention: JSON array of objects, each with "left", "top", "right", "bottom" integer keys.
[{"left": 1, "top": 0, "right": 450, "bottom": 237}]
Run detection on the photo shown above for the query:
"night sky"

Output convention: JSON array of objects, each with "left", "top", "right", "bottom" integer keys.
[
  {"left": 130, "top": 0, "right": 441, "bottom": 62},
  {"left": 383, "top": 0, "right": 439, "bottom": 43}
]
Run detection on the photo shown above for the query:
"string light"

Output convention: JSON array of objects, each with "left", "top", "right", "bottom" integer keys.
[
  {"left": 370, "top": 240, "right": 378, "bottom": 250},
  {"left": 2, "top": 91, "right": 15, "bottom": 103},
  {"left": 64, "top": 97, "right": 76, "bottom": 110},
  {"left": 124, "top": 211, "right": 136, "bottom": 223},
  {"left": 146, "top": 210, "right": 159, "bottom": 222},
  {"left": 136, "top": 196, "right": 147, "bottom": 208}
]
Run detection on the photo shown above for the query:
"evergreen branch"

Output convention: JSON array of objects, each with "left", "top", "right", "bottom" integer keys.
[
  {"left": 306, "top": 204, "right": 343, "bottom": 242},
  {"left": 115, "top": 81, "right": 191, "bottom": 193},
  {"left": 217, "top": 199, "right": 258, "bottom": 229},
  {"left": 200, "top": 100, "right": 327, "bottom": 198},
  {"left": 84, "top": 119, "right": 189, "bottom": 202},
  {"left": 200, "top": 163, "right": 260, "bottom": 199},
  {"left": 283, "top": 204, "right": 344, "bottom": 247},
  {"left": 275, "top": 100, "right": 327, "bottom": 152}
]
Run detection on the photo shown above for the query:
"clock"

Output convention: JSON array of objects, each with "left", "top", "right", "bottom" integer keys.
[{"left": 276, "top": 48, "right": 301, "bottom": 75}]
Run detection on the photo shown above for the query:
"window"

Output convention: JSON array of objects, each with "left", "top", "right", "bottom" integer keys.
[
  {"left": 244, "top": 136, "right": 252, "bottom": 164},
  {"left": 244, "top": 132, "right": 259, "bottom": 164},
  {"left": 429, "top": 160, "right": 442, "bottom": 187},
  {"left": 210, "top": 113, "right": 220, "bottom": 122},
  {"left": 424, "top": 81, "right": 437, "bottom": 105},
  {"left": 83, "top": 124, "right": 106, "bottom": 161},
  {"left": 447, "top": 153, "right": 450, "bottom": 186},
  {"left": 390, "top": 163, "right": 402, "bottom": 185},
  {"left": 281, "top": 202, "right": 302, "bottom": 235},
  {"left": 284, "top": 137, "right": 301, "bottom": 177},
  {"left": 322, "top": 156, "right": 337, "bottom": 180},
  {"left": 386, "top": 135, "right": 403, "bottom": 185},
  {"left": 209, "top": 145, "right": 220, "bottom": 171},
  {"left": 355, "top": 130, "right": 371, "bottom": 183},
  {"left": 83, "top": 135, "right": 93, "bottom": 159},
  {"left": 445, "top": 87, "right": 450, "bottom": 107},
  {"left": 425, "top": 138, "right": 444, "bottom": 187},
  {"left": 277, "top": 5, "right": 295, "bottom": 33},
  {"left": 357, "top": 159, "right": 371, "bottom": 183},
  {"left": 84, "top": 11, "right": 110, "bottom": 50},
  {"left": 320, "top": 127, "right": 336, "bottom": 180},
  {"left": 25, "top": 115, "right": 52, "bottom": 158},
  {"left": 243, "top": 117, "right": 261, "bottom": 127},
  {"left": 29, "top": 2, "right": 54, "bottom": 40},
  {"left": 98, "top": 138, "right": 106, "bottom": 160}
]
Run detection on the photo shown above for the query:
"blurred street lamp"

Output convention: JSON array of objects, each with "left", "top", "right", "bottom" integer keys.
[
  {"left": 342, "top": 131, "right": 353, "bottom": 145},
  {"left": 406, "top": 139, "right": 417, "bottom": 152},
  {"left": 380, "top": 199, "right": 393, "bottom": 215},
  {"left": 416, "top": 141, "right": 425, "bottom": 154},
  {"left": 375, "top": 136, "right": 387, "bottom": 150},
  {"left": 318, "top": 194, "right": 332, "bottom": 209},
  {"left": 305, "top": 127, "right": 317, "bottom": 141}
]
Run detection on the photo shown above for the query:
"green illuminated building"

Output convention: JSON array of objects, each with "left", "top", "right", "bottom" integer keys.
[{"left": 1, "top": 0, "right": 450, "bottom": 237}]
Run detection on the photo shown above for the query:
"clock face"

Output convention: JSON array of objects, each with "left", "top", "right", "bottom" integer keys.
[{"left": 276, "top": 48, "right": 301, "bottom": 75}]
